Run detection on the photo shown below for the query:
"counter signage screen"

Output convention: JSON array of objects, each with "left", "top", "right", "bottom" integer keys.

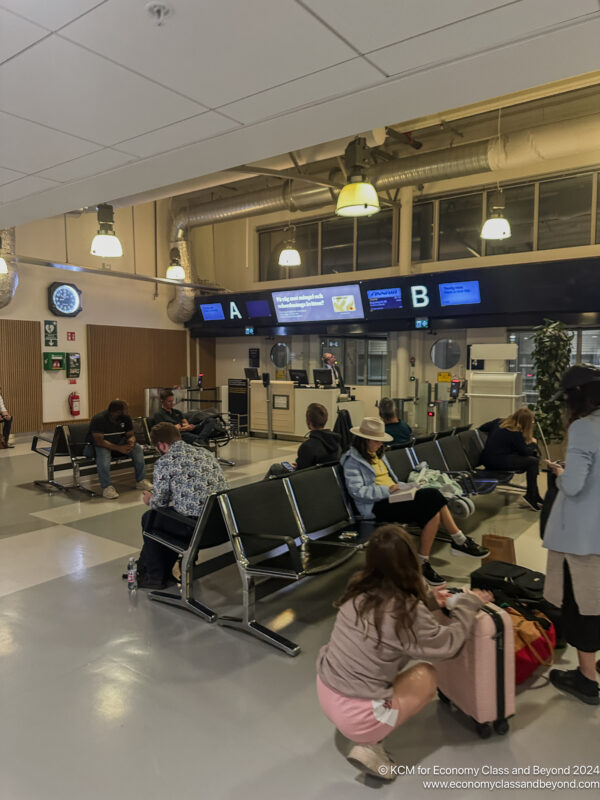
[
  {"left": 272, "top": 284, "right": 364, "bottom": 324},
  {"left": 245, "top": 299, "right": 272, "bottom": 319},
  {"left": 200, "top": 302, "right": 225, "bottom": 321},
  {"left": 439, "top": 280, "right": 481, "bottom": 307},
  {"left": 367, "top": 287, "right": 403, "bottom": 312}
]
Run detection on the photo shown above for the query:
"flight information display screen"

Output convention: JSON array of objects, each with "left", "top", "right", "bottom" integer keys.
[
  {"left": 272, "top": 284, "right": 364, "bottom": 324},
  {"left": 366, "top": 287, "right": 403, "bottom": 312},
  {"left": 439, "top": 280, "right": 481, "bottom": 307},
  {"left": 199, "top": 302, "right": 225, "bottom": 321},
  {"left": 245, "top": 299, "right": 272, "bottom": 319}
]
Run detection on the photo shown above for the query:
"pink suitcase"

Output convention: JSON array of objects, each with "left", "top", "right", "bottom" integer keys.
[{"left": 434, "top": 603, "right": 515, "bottom": 738}]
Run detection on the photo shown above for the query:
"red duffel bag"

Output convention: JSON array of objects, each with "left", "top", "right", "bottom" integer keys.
[{"left": 505, "top": 606, "right": 556, "bottom": 684}]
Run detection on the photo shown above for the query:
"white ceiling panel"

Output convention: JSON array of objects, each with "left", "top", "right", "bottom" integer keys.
[
  {"left": 114, "top": 112, "right": 240, "bottom": 158},
  {"left": 0, "top": 7, "right": 47, "bottom": 63},
  {"left": 221, "top": 58, "right": 382, "bottom": 124},
  {"left": 0, "top": 166, "right": 26, "bottom": 186},
  {"left": 0, "top": 176, "right": 59, "bottom": 205},
  {"left": 60, "top": 0, "right": 356, "bottom": 107},
  {"left": 0, "top": 0, "right": 105, "bottom": 31},
  {"left": 368, "top": 0, "right": 600, "bottom": 75},
  {"left": 0, "top": 111, "right": 99, "bottom": 172},
  {"left": 301, "top": 0, "right": 511, "bottom": 53},
  {"left": 0, "top": 37, "right": 202, "bottom": 145},
  {"left": 37, "top": 148, "right": 138, "bottom": 183}
]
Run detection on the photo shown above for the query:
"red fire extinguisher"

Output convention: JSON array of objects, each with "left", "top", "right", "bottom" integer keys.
[{"left": 68, "top": 391, "right": 80, "bottom": 416}]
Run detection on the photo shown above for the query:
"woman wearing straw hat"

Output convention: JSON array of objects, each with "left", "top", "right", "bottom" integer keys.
[{"left": 341, "top": 417, "right": 489, "bottom": 586}]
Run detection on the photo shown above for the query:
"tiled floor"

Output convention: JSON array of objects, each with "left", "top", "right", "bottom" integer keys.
[{"left": 0, "top": 434, "right": 598, "bottom": 800}]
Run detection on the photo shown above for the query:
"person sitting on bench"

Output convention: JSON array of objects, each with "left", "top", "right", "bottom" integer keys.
[
  {"left": 85, "top": 399, "right": 153, "bottom": 499},
  {"left": 0, "top": 388, "right": 14, "bottom": 448},
  {"left": 379, "top": 397, "right": 412, "bottom": 445},
  {"left": 341, "top": 417, "right": 489, "bottom": 586},
  {"left": 316, "top": 524, "right": 492, "bottom": 781},
  {"left": 151, "top": 388, "right": 208, "bottom": 446},
  {"left": 136, "top": 422, "right": 228, "bottom": 589}
]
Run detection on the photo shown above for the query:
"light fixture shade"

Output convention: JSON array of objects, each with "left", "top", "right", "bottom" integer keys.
[
  {"left": 278, "top": 244, "right": 301, "bottom": 267},
  {"left": 0, "top": 256, "right": 7, "bottom": 275},
  {"left": 166, "top": 264, "right": 186, "bottom": 281},
  {"left": 90, "top": 233, "right": 123, "bottom": 257},
  {"left": 481, "top": 215, "right": 511, "bottom": 240},
  {"left": 336, "top": 180, "right": 380, "bottom": 217}
]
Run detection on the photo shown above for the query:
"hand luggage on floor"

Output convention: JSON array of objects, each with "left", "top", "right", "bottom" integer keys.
[
  {"left": 504, "top": 605, "right": 555, "bottom": 683},
  {"left": 470, "top": 561, "right": 544, "bottom": 602},
  {"left": 434, "top": 603, "right": 515, "bottom": 738}
]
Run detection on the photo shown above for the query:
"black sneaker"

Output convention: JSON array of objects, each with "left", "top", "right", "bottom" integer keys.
[
  {"left": 451, "top": 536, "right": 490, "bottom": 559},
  {"left": 421, "top": 561, "right": 445, "bottom": 586},
  {"left": 549, "top": 668, "right": 599, "bottom": 706}
]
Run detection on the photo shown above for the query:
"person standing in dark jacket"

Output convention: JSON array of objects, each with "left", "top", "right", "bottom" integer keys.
[
  {"left": 480, "top": 408, "right": 542, "bottom": 510},
  {"left": 296, "top": 403, "right": 342, "bottom": 469}
]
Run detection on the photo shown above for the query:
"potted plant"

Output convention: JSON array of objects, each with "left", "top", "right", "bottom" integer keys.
[{"left": 531, "top": 319, "right": 573, "bottom": 458}]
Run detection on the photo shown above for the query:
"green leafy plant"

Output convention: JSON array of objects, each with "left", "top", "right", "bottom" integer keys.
[{"left": 531, "top": 319, "right": 573, "bottom": 442}]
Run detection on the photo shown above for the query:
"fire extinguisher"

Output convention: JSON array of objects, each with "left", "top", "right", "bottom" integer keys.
[{"left": 68, "top": 391, "right": 80, "bottom": 416}]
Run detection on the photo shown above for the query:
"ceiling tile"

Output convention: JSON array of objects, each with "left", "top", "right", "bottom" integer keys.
[
  {"left": 0, "top": 1, "right": 104, "bottom": 31},
  {"left": 0, "top": 166, "right": 26, "bottom": 186},
  {"left": 0, "top": 176, "right": 59, "bottom": 204},
  {"left": 367, "top": 0, "right": 600, "bottom": 75},
  {"left": 221, "top": 58, "right": 382, "bottom": 124},
  {"left": 36, "top": 148, "right": 138, "bottom": 182},
  {"left": 301, "top": 0, "right": 511, "bottom": 53},
  {"left": 0, "top": 36, "right": 202, "bottom": 144},
  {"left": 0, "top": 111, "right": 99, "bottom": 172},
  {"left": 0, "top": 7, "right": 47, "bottom": 63},
  {"left": 114, "top": 112, "right": 240, "bottom": 158},
  {"left": 60, "top": 0, "right": 356, "bottom": 107}
]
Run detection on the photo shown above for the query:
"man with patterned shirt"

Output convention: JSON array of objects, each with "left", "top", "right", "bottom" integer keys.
[{"left": 136, "top": 422, "right": 228, "bottom": 589}]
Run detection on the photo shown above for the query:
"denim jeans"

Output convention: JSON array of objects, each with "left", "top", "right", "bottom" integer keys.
[
  {"left": 2, "top": 416, "right": 12, "bottom": 441},
  {"left": 85, "top": 443, "right": 146, "bottom": 489}
]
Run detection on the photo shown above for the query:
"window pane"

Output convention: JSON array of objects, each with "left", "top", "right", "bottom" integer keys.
[
  {"left": 538, "top": 175, "right": 592, "bottom": 250},
  {"left": 580, "top": 329, "right": 600, "bottom": 367},
  {"left": 356, "top": 209, "right": 393, "bottom": 270},
  {"left": 412, "top": 202, "right": 433, "bottom": 262},
  {"left": 438, "top": 193, "right": 483, "bottom": 261},
  {"left": 508, "top": 329, "right": 577, "bottom": 405},
  {"left": 258, "top": 222, "right": 318, "bottom": 281},
  {"left": 321, "top": 217, "right": 354, "bottom": 274},
  {"left": 485, "top": 184, "right": 534, "bottom": 255}
]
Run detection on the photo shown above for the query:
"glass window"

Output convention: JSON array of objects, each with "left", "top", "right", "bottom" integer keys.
[
  {"left": 356, "top": 209, "right": 394, "bottom": 270},
  {"left": 580, "top": 329, "right": 600, "bottom": 367},
  {"left": 438, "top": 193, "right": 483, "bottom": 261},
  {"left": 321, "top": 217, "right": 354, "bottom": 274},
  {"left": 412, "top": 202, "right": 433, "bottom": 262},
  {"left": 508, "top": 329, "right": 577, "bottom": 405},
  {"left": 538, "top": 174, "right": 593, "bottom": 250},
  {"left": 485, "top": 184, "right": 534, "bottom": 256},
  {"left": 258, "top": 222, "right": 318, "bottom": 281}
]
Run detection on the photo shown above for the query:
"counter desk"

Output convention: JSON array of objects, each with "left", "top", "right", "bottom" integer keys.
[{"left": 248, "top": 380, "right": 368, "bottom": 440}]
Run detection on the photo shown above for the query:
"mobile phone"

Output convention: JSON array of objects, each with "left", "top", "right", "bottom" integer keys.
[{"left": 281, "top": 461, "right": 295, "bottom": 472}]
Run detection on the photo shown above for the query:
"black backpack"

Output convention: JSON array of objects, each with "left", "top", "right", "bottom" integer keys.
[{"left": 470, "top": 561, "right": 545, "bottom": 602}]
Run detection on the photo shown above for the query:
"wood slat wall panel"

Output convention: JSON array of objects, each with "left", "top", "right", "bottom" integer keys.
[
  {"left": 0, "top": 320, "right": 42, "bottom": 433},
  {"left": 197, "top": 338, "right": 216, "bottom": 387},
  {"left": 88, "top": 326, "right": 190, "bottom": 418}
]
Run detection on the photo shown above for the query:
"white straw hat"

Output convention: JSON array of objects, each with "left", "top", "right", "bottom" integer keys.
[{"left": 350, "top": 416, "right": 393, "bottom": 442}]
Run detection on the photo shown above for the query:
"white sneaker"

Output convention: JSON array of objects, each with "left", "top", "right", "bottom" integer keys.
[
  {"left": 102, "top": 485, "right": 119, "bottom": 499},
  {"left": 347, "top": 743, "right": 396, "bottom": 781},
  {"left": 136, "top": 480, "right": 153, "bottom": 491}
]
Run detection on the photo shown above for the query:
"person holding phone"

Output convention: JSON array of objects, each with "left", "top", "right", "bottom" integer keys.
[
  {"left": 544, "top": 365, "right": 600, "bottom": 705},
  {"left": 264, "top": 402, "right": 341, "bottom": 478}
]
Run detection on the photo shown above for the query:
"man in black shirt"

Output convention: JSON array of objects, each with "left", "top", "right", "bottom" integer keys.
[
  {"left": 151, "top": 389, "right": 207, "bottom": 445},
  {"left": 85, "top": 399, "right": 153, "bottom": 499},
  {"left": 296, "top": 402, "right": 342, "bottom": 469}
]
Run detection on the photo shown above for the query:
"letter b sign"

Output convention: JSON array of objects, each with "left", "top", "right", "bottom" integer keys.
[{"left": 411, "top": 285, "right": 429, "bottom": 308}]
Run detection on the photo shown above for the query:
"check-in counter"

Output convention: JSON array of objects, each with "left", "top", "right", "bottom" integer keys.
[{"left": 249, "top": 381, "right": 365, "bottom": 439}]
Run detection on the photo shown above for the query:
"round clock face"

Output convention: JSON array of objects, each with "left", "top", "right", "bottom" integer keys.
[{"left": 49, "top": 283, "right": 81, "bottom": 316}]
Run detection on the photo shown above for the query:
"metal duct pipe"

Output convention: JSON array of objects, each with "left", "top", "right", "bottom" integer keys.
[{"left": 0, "top": 228, "right": 18, "bottom": 310}]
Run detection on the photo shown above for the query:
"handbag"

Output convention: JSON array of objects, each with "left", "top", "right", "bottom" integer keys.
[{"left": 505, "top": 605, "right": 556, "bottom": 684}]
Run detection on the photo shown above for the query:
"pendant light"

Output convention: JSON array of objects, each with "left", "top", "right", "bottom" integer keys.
[
  {"left": 0, "top": 236, "right": 7, "bottom": 275},
  {"left": 278, "top": 181, "right": 301, "bottom": 267},
  {"left": 481, "top": 109, "right": 511, "bottom": 241},
  {"left": 90, "top": 204, "right": 123, "bottom": 257},
  {"left": 166, "top": 248, "right": 185, "bottom": 281},
  {"left": 336, "top": 137, "right": 380, "bottom": 218}
]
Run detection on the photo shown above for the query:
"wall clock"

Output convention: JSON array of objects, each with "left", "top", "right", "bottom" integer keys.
[{"left": 48, "top": 282, "right": 82, "bottom": 317}]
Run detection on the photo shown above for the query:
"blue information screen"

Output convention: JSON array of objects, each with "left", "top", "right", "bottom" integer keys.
[
  {"left": 439, "top": 280, "right": 481, "bottom": 307},
  {"left": 245, "top": 299, "right": 271, "bottom": 319},
  {"left": 200, "top": 302, "right": 225, "bottom": 321},
  {"left": 367, "top": 287, "right": 403, "bottom": 312},
  {"left": 272, "top": 284, "right": 364, "bottom": 324}
]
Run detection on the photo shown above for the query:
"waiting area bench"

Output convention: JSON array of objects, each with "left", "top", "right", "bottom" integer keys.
[{"left": 32, "top": 417, "right": 157, "bottom": 495}]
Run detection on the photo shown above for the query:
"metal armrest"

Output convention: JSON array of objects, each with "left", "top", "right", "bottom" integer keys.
[
  {"left": 153, "top": 507, "right": 197, "bottom": 528},
  {"left": 237, "top": 530, "right": 303, "bottom": 572},
  {"left": 31, "top": 433, "right": 55, "bottom": 456}
]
